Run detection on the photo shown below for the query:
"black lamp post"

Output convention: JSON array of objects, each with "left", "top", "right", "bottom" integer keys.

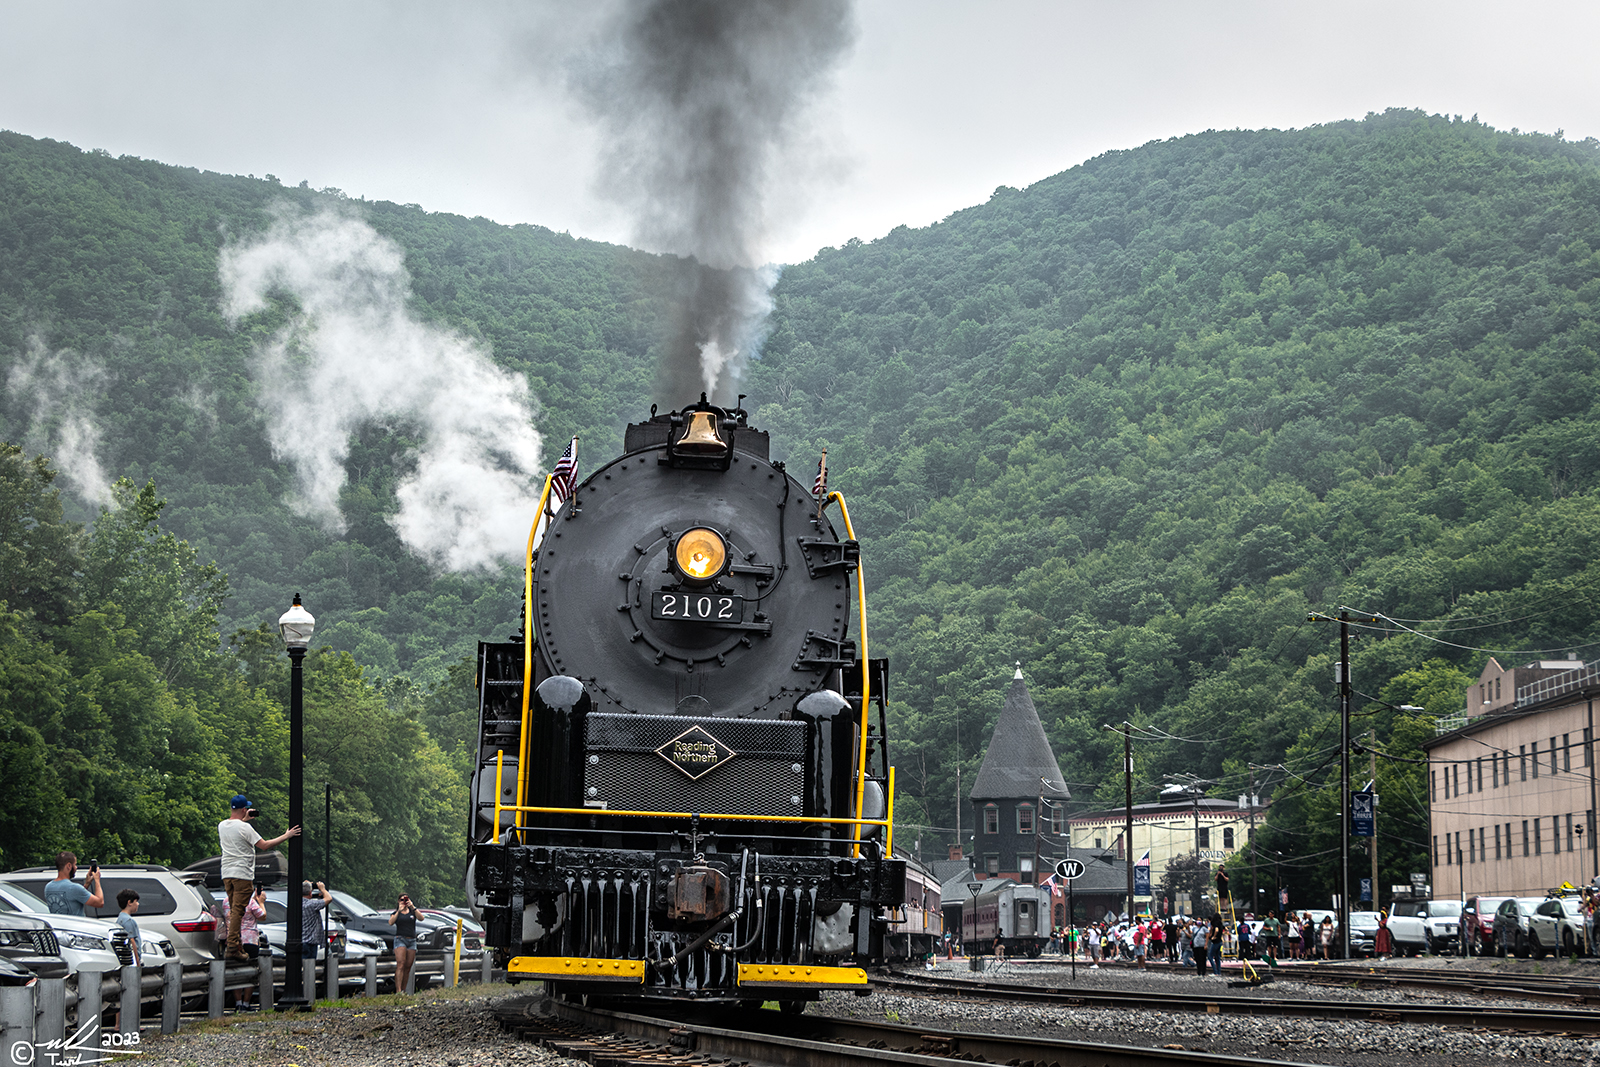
[{"left": 278, "top": 593, "right": 315, "bottom": 1010}]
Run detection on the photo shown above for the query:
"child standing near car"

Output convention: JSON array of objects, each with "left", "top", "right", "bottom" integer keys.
[{"left": 113, "top": 889, "right": 141, "bottom": 1033}]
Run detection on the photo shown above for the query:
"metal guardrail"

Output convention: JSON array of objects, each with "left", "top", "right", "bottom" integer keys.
[{"left": 0, "top": 951, "right": 498, "bottom": 1063}]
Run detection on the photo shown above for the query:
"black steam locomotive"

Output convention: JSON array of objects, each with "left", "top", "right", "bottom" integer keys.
[{"left": 468, "top": 399, "right": 903, "bottom": 1006}]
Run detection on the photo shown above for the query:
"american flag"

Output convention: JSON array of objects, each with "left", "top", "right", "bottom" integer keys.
[
  {"left": 550, "top": 436, "right": 579, "bottom": 504},
  {"left": 811, "top": 449, "right": 828, "bottom": 500}
]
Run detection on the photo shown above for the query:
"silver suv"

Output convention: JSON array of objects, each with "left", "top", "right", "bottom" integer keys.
[{"left": 0, "top": 866, "right": 219, "bottom": 965}]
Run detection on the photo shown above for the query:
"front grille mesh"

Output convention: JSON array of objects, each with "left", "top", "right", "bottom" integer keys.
[
  {"left": 29, "top": 929, "right": 59, "bottom": 955},
  {"left": 585, "top": 713, "right": 805, "bottom": 817}
]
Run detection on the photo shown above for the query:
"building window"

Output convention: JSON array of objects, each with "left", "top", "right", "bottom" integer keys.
[
  {"left": 1532, "top": 740, "right": 1540, "bottom": 778},
  {"left": 985, "top": 854, "right": 999, "bottom": 875},
  {"left": 1563, "top": 734, "right": 1571, "bottom": 773},
  {"left": 983, "top": 805, "right": 999, "bottom": 834},
  {"left": 1223, "top": 827, "right": 1234, "bottom": 849},
  {"left": 1587, "top": 729, "right": 1595, "bottom": 769},
  {"left": 1477, "top": 758, "right": 1483, "bottom": 791},
  {"left": 1494, "top": 823, "right": 1501, "bottom": 860},
  {"left": 1017, "top": 804, "right": 1034, "bottom": 836},
  {"left": 1520, "top": 745, "right": 1527, "bottom": 780},
  {"left": 1535, "top": 819, "right": 1542, "bottom": 855},
  {"left": 1551, "top": 737, "right": 1559, "bottom": 774},
  {"left": 1523, "top": 820, "right": 1530, "bottom": 856},
  {"left": 1453, "top": 765, "right": 1460, "bottom": 795},
  {"left": 1431, "top": 835, "right": 1438, "bottom": 865},
  {"left": 1495, "top": 676, "right": 1501, "bottom": 700},
  {"left": 1467, "top": 762, "right": 1473, "bottom": 794},
  {"left": 1093, "top": 837, "right": 1103, "bottom": 849},
  {"left": 1492, "top": 756, "right": 1499, "bottom": 789},
  {"left": 1197, "top": 827, "right": 1210, "bottom": 849},
  {"left": 1430, "top": 769, "right": 1436, "bottom": 800},
  {"left": 1567, "top": 813, "right": 1575, "bottom": 851},
  {"left": 1590, "top": 811, "right": 1597, "bottom": 850},
  {"left": 1455, "top": 832, "right": 1463, "bottom": 865},
  {"left": 1051, "top": 807, "right": 1064, "bottom": 834}
]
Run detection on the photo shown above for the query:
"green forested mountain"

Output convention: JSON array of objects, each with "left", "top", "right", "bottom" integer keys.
[{"left": 3, "top": 109, "right": 1599, "bottom": 905}]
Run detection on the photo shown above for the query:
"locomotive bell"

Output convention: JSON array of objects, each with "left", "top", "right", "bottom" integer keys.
[{"left": 676, "top": 411, "right": 728, "bottom": 455}]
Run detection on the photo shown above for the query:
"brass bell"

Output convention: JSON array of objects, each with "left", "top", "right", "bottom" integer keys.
[{"left": 677, "top": 411, "right": 728, "bottom": 454}]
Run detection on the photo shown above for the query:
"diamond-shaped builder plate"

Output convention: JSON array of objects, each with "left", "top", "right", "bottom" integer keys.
[{"left": 656, "top": 725, "right": 735, "bottom": 780}]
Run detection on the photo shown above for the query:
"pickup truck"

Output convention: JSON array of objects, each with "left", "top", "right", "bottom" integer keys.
[{"left": 1387, "top": 898, "right": 1464, "bottom": 954}]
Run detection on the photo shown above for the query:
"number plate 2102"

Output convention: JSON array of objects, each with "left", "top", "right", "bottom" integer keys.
[{"left": 652, "top": 591, "right": 743, "bottom": 622}]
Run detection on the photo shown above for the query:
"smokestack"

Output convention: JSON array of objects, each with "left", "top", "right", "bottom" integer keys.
[{"left": 572, "top": 0, "right": 855, "bottom": 405}]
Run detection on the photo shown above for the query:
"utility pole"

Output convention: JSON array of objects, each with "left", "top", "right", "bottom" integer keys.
[
  {"left": 1309, "top": 609, "right": 1355, "bottom": 961},
  {"left": 1124, "top": 723, "right": 1134, "bottom": 919},
  {"left": 1248, "top": 766, "right": 1258, "bottom": 909},
  {"left": 1369, "top": 729, "right": 1378, "bottom": 913}
]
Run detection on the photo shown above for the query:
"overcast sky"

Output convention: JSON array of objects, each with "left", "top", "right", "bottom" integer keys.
[{"left": 3, "top": 1, "right": 1598, "bottom": 265}]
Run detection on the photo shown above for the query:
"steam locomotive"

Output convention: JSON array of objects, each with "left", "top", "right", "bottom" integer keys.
[{"left": 468, "top": 399, "right": 903, "bottom": 1007}]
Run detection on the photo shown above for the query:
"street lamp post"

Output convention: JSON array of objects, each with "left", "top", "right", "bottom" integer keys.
[{"left": 278, "top": 594, "right": 315, "bottom": 1011}]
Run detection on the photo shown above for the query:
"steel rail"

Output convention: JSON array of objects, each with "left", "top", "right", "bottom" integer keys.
[
  {"left": 876, "top": 971, "right": 1600, "bottom": 1035},
  {"left": 499, "top": 997, "right": 1333, "bottom": 1067}
]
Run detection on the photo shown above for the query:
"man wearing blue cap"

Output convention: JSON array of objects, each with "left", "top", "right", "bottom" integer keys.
[{"left": 219, "top": 795, "right": 300, "bottom": 960}]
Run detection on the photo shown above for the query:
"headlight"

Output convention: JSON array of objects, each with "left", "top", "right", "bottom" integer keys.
[
  {"left": 58, "top": 932, "right": 109, "bottom": 951},
  {"left": 673, "top": 527, "right": 728, "bottom": 582}
]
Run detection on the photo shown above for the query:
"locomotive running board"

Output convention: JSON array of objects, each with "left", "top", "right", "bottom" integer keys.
[
  {"left": 508, "top": 956, "right": 645, "bottom": 983},
  {"left": 736, "top": 963, "right": 869, "bottom": 990}
]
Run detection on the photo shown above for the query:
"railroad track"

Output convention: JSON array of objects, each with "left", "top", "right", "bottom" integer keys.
[
  {"left": 1299, "top": 963, "right": 1600, "bottom": 1005},
  {"left": 492, "top": 994, "right": 1328, "bottom": 1067},
  {"left": 876, "top": 970, "right": 1600, "bottom": 1035}
]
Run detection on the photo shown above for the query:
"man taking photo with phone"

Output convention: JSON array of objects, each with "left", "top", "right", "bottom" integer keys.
[
  {"left": 45, "top": 852, "right": 103, "bottom": 916},
  {"left": 219, "top": 795, "right": 300, "bottom": 960}
]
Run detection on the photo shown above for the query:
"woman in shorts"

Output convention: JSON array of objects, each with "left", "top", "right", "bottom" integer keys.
[{"left": 391, "top": 893, "right": 421, "bottom": 993}]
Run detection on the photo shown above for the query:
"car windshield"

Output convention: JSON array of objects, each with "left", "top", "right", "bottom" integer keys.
[
  {"left": 0, "top": 885, "right": 51, "bottom": 915},
  {"left": 1348, "top": 913, "right": 1379, "bottom": 928},
  {"left": 1429, "top": 901, "right": 1463, "bottom": 918},
  {"left": 328, "top": 890, "right": 379, "bottom": 917},
  {"left": 1562, "top": 898, "right": 1583, "bottom": 916}
]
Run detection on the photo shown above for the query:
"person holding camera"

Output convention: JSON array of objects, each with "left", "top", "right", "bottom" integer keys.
[
  {"left": 301, "top": 880, "right": 333, "bottom": 963},
  {"left": 390, "top": 893, "right": 420, "bottom": 994},
  {"left": 45, "top": 852, "right": 104, "bottom": 916},
  {"left": 218, "top": 794, "right": 300, "bottom": 960}
]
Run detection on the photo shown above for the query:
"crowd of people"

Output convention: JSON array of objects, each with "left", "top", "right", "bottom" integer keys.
[{"left": 1024, "top": 910, "right": 1346, "bottom": 974}]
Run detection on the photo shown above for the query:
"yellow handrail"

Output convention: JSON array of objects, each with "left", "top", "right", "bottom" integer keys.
[
  {"left": 886, "top": 765, "right": 896, "bottom": 856},
  {"left": 516, "top": 475, "right": 556, "bottom": 826},
  {"left": 822, "top": 490, "right": 872, "bottom": 858}
]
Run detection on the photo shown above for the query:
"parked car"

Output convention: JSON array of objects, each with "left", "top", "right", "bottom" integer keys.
[
  {"left": 0, "top": 956, "right": 37, "bottom": 986},
  {"left": 1463, "top": 896, "right": 1511, "bottom": 956},
  {"left": 1342, "top": 910, "right": 1380, "bottom": 957},
  {"left": 1493, "top": 897, "right": 1546, "bottom": 958},
  {"left": 0, "top": 881, "right": 180, "bottom": 974},
  {"left": 0, "top": 911, "right": 70, "bottom": 980},
  {"left": 1387, "top": 899, "right": 1461, "bottom": 954},
  {"left": 417, "top": 908, "right": 485, "bottom": 959},
  {"left": 1529, "top": 897, "right": 1586, "bottom": 957},
  {"left": 0, "top": 865, "right": 219, "bottom": 965},
  {"left": 260, "top": 890, "right": 347, "bottom": 959}
]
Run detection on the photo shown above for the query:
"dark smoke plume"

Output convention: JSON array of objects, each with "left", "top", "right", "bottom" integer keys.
[{"left": 574, "top": 0, "right": 855, "bottom": 406}]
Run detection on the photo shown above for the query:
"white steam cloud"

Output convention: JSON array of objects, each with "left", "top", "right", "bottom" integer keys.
[
  {"left": 220, "top": 206, "right": 545, "bottom": 571},
  {"left": 5, "top": 336, "right": 112, "bottom": 506}
]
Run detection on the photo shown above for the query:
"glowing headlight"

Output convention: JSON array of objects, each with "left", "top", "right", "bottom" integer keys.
[{"left": 674, "top": 528, "right": 728, "bottom": 582}]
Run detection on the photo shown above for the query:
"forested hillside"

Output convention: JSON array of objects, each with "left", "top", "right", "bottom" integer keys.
[{"left": 3, "top": 109, "right": 1599, "bottom": 903}]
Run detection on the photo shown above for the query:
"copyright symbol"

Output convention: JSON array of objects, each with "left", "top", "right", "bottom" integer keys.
[{"left": 8, "top": 1039, "right": 33, "bottom": 1066}]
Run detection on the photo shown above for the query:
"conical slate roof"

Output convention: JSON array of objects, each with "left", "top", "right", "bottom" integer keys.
[{"left": 969, "top": 667, "right": 1070, "bottom": 801}]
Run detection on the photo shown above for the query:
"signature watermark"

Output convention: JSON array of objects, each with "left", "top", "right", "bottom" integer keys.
[{"left": 8, "top": 1022, "right": 141, "bottom": 1066}]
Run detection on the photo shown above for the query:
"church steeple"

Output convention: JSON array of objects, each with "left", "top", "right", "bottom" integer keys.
[{"left": 970, "top": 666, "right": 1070, "bottom": 802}]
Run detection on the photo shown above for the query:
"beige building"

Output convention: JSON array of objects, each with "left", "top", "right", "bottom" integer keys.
[
  {"left": 1425, "top": 658, "right": 1600, "bottom": 897},
  {"left": 1068, "top": 795, "right": 1266, "bottom": 912}
]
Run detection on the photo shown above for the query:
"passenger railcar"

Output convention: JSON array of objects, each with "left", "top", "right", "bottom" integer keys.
[
  {"left": 885, "top": 857, "right": 942, "bottom": 960},
  {"left": 961, "top": 882, "right": 1049, "bottom": 958},
  {"left": 467, "top": 399, "right": 904, "bottom": 1007}
]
